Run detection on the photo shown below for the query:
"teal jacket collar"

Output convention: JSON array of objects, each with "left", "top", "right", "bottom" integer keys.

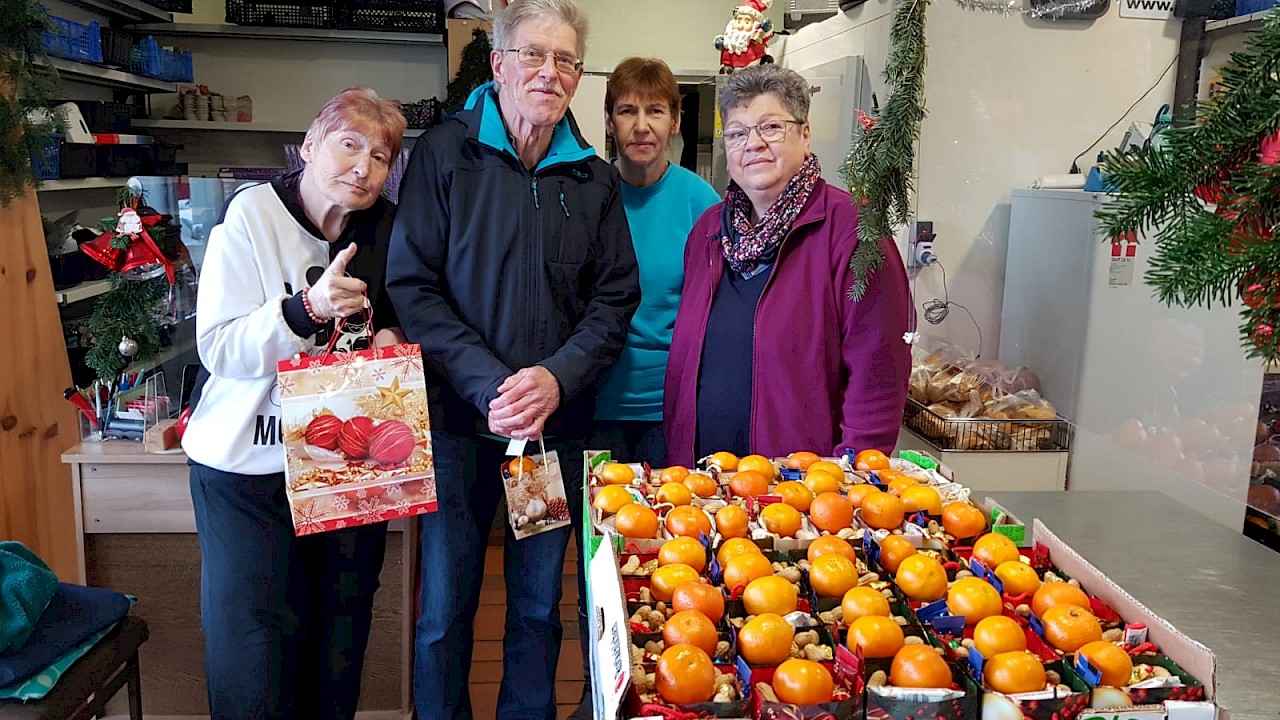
[{"left": 463, "top": 82, "right": 596, "bottom": 172}]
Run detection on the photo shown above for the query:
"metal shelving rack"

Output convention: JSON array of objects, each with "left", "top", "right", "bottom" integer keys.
[{"left": 1173, "top": 9, "right": 1273, "bottom": 124}]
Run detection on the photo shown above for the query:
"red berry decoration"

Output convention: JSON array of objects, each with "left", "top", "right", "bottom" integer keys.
[
  {"left": 339, "top": 416, "right": 375, "bottom": 459},
  {"left": 368, "top": 420, "right": 415, "bottom": 466},
  {"left": 305, "top": 415, "right": 343, "bottom": 450}
]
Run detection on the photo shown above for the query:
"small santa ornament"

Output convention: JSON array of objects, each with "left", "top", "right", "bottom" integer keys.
[{"left": 714, "top": 0, "right": 775, "bottom": 74}]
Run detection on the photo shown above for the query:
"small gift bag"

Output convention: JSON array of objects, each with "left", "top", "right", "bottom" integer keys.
[
  {"left": 277, "top": 310, "right": 437, "bottom": 536},
  {"left": 501, "top": 437, "right": 572, "bottom": 540}
]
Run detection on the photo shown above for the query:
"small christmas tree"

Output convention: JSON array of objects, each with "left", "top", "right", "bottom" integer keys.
[
  {"left": 445, "top": 27, "right": 494, "bottom": 110},
  {"left": 1097, "top": 14, "right": 1280, "bottom": 362}
]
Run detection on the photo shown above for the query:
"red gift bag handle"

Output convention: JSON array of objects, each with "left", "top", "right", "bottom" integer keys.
[{"left": 320, "top": 304, "right": 375, "bottom": 356}]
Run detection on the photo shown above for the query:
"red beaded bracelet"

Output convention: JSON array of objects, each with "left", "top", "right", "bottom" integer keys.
[{"left": 301, "top": 287, "right": 323, "bottom": 324}]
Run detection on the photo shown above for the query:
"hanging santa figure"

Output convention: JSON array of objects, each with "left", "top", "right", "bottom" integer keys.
[{"left": 715, "top": 0, "right": 775, "bottom": 74}]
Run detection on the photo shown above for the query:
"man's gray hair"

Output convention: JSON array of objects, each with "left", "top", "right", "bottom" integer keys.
[
  {"left": 493, "top": 0, "right": 589, "bottom": 62},
  {"left": 718, "top": 65, "right": 811, "bottom": 124}
]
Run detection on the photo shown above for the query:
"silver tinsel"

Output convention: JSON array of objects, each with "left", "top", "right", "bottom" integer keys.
[{"left": 953, "top": 0, "right": 1107, "bottom": 18}]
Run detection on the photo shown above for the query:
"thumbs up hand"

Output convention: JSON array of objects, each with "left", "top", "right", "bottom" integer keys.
[{"left": 306, "top": 243, "right": 368, "bottom": 320}]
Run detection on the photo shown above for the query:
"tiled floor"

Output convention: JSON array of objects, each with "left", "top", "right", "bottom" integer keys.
[{"left": 471, "top": 530, "right": 587, "bottom": 720}]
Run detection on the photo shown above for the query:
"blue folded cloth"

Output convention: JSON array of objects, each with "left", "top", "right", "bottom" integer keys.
[
  {"left": 0, "top": 583, "right": 131, "bottom": 687},
  {"left": 0, "top": 541, "right": 59, "bottom": 654}
]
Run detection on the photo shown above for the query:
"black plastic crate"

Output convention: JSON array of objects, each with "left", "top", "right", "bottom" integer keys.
[
  {"left": 149, "top": 0, "right": 193, "bottom": 11},
  {"left": 336, "top": 0, "right": 443, "bottom": 33},
  {"left": 400, "top": 98, "right": 440, "bottom": 129},
  {"left": 59, "top": 142, "right": 102, "bottom": 179},
  {"left": 99, "top": 145, "right": 153, "bottom": 177},
  {"left": 226, "top": 0, "right": 336, "bottom": 28},
  {"left": 71, "top": 100, "right": 135, "bottom": 133},
  {"left": 99, "top": 26, "right": 133, "bottom": 68}
]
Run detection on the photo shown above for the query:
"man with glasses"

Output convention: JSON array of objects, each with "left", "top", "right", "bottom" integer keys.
[{"left": 387, "top": 1, "right": 639, "bottom": 718}]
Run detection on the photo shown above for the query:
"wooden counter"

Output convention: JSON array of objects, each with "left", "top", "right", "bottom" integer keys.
[{"left": 61, "top": 441, "right": 414, "bottom": 719}]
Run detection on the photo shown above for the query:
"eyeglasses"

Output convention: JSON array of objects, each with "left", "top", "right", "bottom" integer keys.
[
  {"left": 501, "top": 47, "right": 583, "bottom": 74},
  {"left": 722, "top": 119, "right": 805, "bottom": 149}
]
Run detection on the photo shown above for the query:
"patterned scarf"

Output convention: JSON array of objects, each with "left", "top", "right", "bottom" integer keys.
[{"left": 720, "top": 154, "right": 823, "bottom": 277}]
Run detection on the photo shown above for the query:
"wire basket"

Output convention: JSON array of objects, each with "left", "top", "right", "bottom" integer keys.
[
  {"left": 335, "top": 0, "right": 444, "bottom": 33},
  {"left": 400, "top": 98, "right": 440, "bottom": 129},
  {"left": 225, "top": 0, "right": 335, "bottom": 28},
  {"left": 902, "top": 397, "right": 1073, "bottom": 452}
]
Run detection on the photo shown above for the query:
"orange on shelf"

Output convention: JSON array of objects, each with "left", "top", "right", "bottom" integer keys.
[
  {"left": 973, "top": 615, "right": 1027, "bottom": 659},
  {"left": 615, "top": 503, "right": 659, "bottom": 539},
  {"left": 983, "top": 651, "right": 1046, "bottom": 694},
  {"left": 760, "top": 502, "right": 804, "bottom": 537},
  {"left": 810, "top": 491, "right": 854, "bottom": 533},
  {"left": 656, "top": 481, "right": 693, "bottom": 506},
  {"left": 672, "top": 581, "right": 726, "bottom": 623},
  {"left": 722, "top": 551, "right": 772, "bottom": 591},
  {"left": 854, "top": 448, "right": 891, "bottom": 472},
  {"left": 899, "top": 485, "right": 942, "bottom": 515},
  {"left": 1031, "top": 581, "right": 1091, "bottom": 618},
  {"left": 683, "top": 472, "right": 718, "bottom": 498},
  {"left": 738, "top": 613, "right": 795, "bottom": 666},
  {"left": 886, "top": 476, "right": 919, "bottom": 497},
  {"left": 659, "top": 465, "right": 691, "bottom": 484},
  {"left": 708, "top": 451, "right": 740, "bottom": 471},
  {"left": 946, "top": 577, "right": 1003, "bottom": 626},
  {"left": 847, "top": 615, "right": 904, "bottom": 659},
  {"left": 806, "top": 460, "right": 846, "bottom": 481},
  {"left": 807, "top": 535, "right": 856, "bottom": 564},
  {"left": 666, "top": 505, "right": 713, "bottom": 538},
  {"left": 809, "top": 554, "right": 859, "bottom": 598},
  {"left": 508, "top": 456, "right": 537, "bottom": 476},
  {"left": 728, "top": 470, "right": 770, "bottom": 498},
  {"left": 656, "top": 643, "right": 717, "bottom": 705},
  {"left": 785, "top": 451, "right": 821, "bottom": 471},
  {"left": 803, "top": 469, "right": 842, "bottom": 496},
  {"left": 715, "top": 537, "right": 762, "bottom": 568},
  {"left": 738, "top": 454, "right": 777, "bottom": 480},
  {"left": 663, "top": 609, "right": 720, "bottom": 656},
  {"left": 877, "top": 534, "right": 917, "bottom": 574},
  {"left": 894, "top": 554, "right": 948, "bottom": 601},
  {"left": 941, "top": 501, "right": 987, "bottom": 538},
  {"left": 889, "top": 645, "right": 952, "bottom": 689},
  {"left": 658, "top": 536, "right": 707, "bottom": 572},
  {"left": 774, "top": 480, "right": 815, "bottom": 512},
  {"left": 599, "top": 462, "right": 636, "bottom": 485},
  {"left": 715, "top": 504, "right": 751, "bottom": 539},
  {"left": 592, "top": 485, "right": 635, "bottom": 514},
  {"left": 994, "top": 560, "right": 1041, "bottom": 596},
  {"left": 841, "top": 586, "right": 891, "bottom": 622},
  {"left": 772, "top": 658, "right": 834, "bottom": 705},
  {"left": 1042, "top": 604, "right": 1103, "bottom": 652},
  {"left": 1076, "top": 640, "right": 1134, "bottom": 687},
  {"left": 847, "top": 484, "right": 880, "bottom": 509},
  {"left": 861, "top": 492, "right": 905, "bottom": 530},
  {"left": 650, "top": 563, "right": 700, "bottom": 602},
  {"left": 972, "top": 533, "right": 1021, "bottom": 570},
  {"left": 742, "top": 575, "right": 798, "bottom": 616}
]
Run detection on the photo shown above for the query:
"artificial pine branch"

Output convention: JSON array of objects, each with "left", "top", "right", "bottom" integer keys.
[
  {"left": 840, "top": 0, "right": 928, "bottom": 300},
  {"left": 1096, "top": 12, "right": 1280, "bottom": 361},
  {"left": 0, "top": 0, "right": 65, "bottom": 206}
]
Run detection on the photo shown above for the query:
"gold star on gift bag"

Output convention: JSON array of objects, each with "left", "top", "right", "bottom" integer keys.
[{"left": 377, "top": 377, "right": 411, "bottom": 411}]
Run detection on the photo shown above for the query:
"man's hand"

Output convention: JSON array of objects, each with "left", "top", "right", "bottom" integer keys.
[
  {"left": 374, "top": 327, "right": 407, "bottom": 347},
  {"left": 307, "top": 243, "right": 368, "bottom": 319},
  {"left": 487, "top": 366, "right": 561, "bottom": 440}
]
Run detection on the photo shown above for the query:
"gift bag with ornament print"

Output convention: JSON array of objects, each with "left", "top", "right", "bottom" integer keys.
[
  {"left": 277, "top": 310, "right": 437, "bottom": 536},
  {"left": 500, "top": 438, "right": 571, "bottom": 540}
]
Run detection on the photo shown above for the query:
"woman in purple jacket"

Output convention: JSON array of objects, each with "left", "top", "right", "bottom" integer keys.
[{"left": 663, "top": 64, "right": 912, "bottom": 466}]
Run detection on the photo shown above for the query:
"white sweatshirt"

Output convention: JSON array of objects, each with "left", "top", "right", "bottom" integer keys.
[{"left": 182, "top": 183, "right": 329, "bottom": 475}]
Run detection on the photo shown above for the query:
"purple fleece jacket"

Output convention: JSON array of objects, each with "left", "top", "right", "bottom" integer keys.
[{"left": 663, "top": 179, "right": 912, "bottom": 466}]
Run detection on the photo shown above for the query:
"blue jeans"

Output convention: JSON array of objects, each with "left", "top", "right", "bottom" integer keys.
[
  {"left": 188, "top": 461, "right": 387, "bottom": 720},
  {"left": 414, "top": 431, "right": 586, "bottom": 720}
]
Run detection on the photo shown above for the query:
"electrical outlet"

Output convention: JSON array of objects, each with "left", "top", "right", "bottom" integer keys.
[{"left": 908, "top": 220, "right": 936, "bottom": 268}]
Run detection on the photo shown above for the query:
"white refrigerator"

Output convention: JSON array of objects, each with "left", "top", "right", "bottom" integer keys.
[{"left": 1000, "top": 189, "right": 1265, "bottom": 529}]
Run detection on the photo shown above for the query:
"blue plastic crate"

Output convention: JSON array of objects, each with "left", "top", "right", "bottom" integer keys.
[
  {"left": 41, "top": 13, "right": 103, "bottom": 64},
  {"left": 31, "top": 137, "right": 60, "bottom": 181},
  {"left": 128, "top": 36, "right": 194, "bottom": 83},
  {"left": 1236, "top": 0, "right": 1278, "bottom": 14}
]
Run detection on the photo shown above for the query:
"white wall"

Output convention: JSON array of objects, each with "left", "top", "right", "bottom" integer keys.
[{"left": 777, "top": 3, "right": 1180, "bottom": 361}]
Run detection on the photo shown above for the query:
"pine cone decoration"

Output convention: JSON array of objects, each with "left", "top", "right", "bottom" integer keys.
[{"left": 546, "top": 496, "right": 570, "bottom": 522}]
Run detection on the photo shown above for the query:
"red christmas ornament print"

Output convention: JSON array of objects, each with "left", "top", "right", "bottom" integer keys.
[
  {"left": 368, "top": 420, "right": 415, "bottom": 466},
  {"left": 305, "top": 415, "right": 343, "bottom": 451},
  {"left": 339, "top": 416, "right": 376, "bottom": 459}
]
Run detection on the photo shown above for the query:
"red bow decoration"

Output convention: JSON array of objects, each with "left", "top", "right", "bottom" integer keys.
[{"left": 80, "top": 204, "right": 175, "bottom": 284}]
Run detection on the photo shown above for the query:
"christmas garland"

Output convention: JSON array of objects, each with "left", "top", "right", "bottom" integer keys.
[
  {"left": 840, "top": 0, "right": 928, "bottom": 301},
  {"left": 0, "top": 0, "right": 65, "bottom": 206},
  {"left": 1096, "top": 13, "right": 1280, "bottom": 362}
]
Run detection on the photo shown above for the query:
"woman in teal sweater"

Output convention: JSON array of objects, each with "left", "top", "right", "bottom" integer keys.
[{"left": 593, "top": 57, "right": 720, "bottom": 468}]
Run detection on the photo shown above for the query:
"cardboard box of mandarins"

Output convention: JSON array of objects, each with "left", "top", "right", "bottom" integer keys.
[
  {"left": 970, "top": 656, "right": 1091, "bottom": 720},
  {"left": 623, "top": 661, "right": 748, "bottom": 719},
  {"left": 741, "top": 647, "right": 865, "bottom": 720},
  {"left": 851, "top": 638, "right": 982, "bottom": 720}
]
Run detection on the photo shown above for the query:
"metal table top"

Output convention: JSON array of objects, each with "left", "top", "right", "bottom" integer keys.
[{"left": 991, "top": 491, "right": 1279, "bottom": 720}]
